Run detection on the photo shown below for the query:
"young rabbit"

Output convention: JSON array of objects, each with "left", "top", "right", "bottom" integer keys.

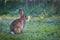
[{"left": 10, "top": 9, "right": 28, "bottom": 34}]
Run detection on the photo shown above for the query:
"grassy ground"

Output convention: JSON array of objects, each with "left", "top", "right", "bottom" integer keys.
[{"left": 0, "top": 15, "right": 60, "bottom": 40}]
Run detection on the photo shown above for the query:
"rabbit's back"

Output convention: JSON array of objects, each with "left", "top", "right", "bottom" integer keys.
[{"left": 11, "top": 19, "right": 20, "bottom": 26}]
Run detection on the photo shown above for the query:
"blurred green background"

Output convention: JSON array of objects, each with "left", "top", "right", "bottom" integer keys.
[{"left": 0, "top": 0, "right": 60, "bottom": 40}]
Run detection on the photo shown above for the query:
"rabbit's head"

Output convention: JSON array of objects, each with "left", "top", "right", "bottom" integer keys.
[{"left": 19, "top": 9, "right": 28, "bottom": 20}]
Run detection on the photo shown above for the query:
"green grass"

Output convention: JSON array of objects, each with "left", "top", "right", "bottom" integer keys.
[{"left": 0, "top": 15, "right": 60, "bottom": 40}]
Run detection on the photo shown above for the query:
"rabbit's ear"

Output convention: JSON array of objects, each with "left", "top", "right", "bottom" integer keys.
[{"left": 21, "top": 11, "right": 24, "bottom": 16}]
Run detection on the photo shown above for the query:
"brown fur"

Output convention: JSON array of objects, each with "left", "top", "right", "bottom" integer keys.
[{"left": 10, "top": 9, "right": 27, "bottom": 34}]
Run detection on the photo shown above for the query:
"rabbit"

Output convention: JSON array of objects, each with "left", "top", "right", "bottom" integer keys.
[{"left": 10, "top": 9, "right": 28, "bottom": 34}]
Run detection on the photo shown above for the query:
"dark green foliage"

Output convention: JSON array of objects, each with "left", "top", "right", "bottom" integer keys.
[
  {"left": 0, "top": 0, "right": 60, "bottom": 16},
  {"left": 0, "top": 10, "right": 9, "bottom": 16}
]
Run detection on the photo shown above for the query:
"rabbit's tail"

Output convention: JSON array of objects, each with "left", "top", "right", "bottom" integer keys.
[{"left": 10, "top": 31, "right": 15, "bottom": 35}]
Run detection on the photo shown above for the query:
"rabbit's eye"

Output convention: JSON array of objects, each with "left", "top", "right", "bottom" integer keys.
[{"left": 25, "top": 16, "right": 28, "bottom": 20}]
